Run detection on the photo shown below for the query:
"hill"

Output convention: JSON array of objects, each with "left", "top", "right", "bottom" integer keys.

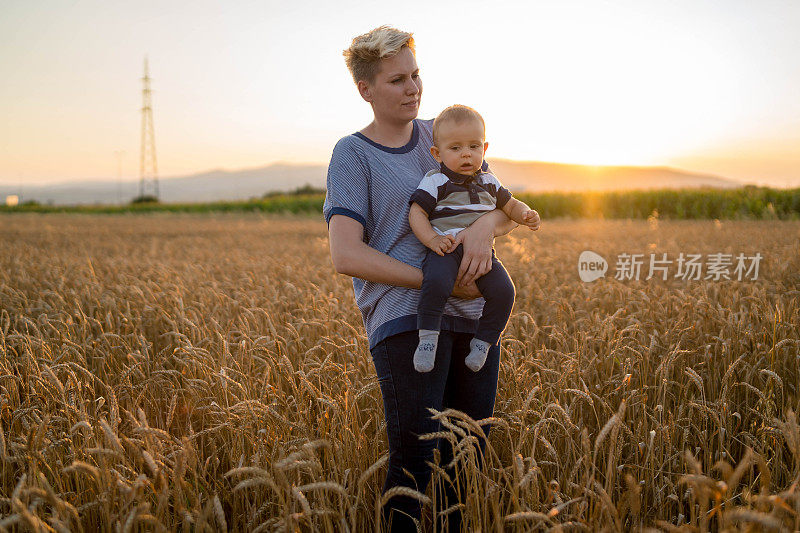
[
  {"left": 486, "top": 159, "right": 740, "bottom": 192},
  {"left": 1, "top": 159, "right": 743, "bottom": 206}
]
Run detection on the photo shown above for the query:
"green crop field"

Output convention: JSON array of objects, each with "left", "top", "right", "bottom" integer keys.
[{"left": 3, "top": 186, "right": 800, "bottom": 220}]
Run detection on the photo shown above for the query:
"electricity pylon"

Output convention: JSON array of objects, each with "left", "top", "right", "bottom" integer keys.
[{"left": 138, "top": 56, "right": 159, "bottom": 200}]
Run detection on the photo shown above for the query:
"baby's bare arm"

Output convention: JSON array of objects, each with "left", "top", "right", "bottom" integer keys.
[
  {"left": 409, "top": 203, "right": 445, "bottom": 249},
  {"left": 501, "top": 198, "right": 541, "bottom": 229}
]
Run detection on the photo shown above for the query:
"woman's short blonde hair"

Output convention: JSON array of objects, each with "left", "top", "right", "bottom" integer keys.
[{"left": 343, "top": 25, "right": 415, "bottom": 85}]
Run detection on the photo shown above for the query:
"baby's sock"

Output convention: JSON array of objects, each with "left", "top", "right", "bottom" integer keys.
[
  {"left": 413, "top": 329, "right": 439, "bottom": 373},
  {"left": 465, "top": 338, "right": 491, "bottom": 372}
]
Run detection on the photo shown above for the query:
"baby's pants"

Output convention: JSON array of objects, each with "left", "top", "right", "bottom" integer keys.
[{"left": 418, "top": 243, "right": 515, "bottom": 346}]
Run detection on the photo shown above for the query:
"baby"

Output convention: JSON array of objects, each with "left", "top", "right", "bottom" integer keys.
[{"left": 408, "top": 104, "right": 540, "bottom": 373}]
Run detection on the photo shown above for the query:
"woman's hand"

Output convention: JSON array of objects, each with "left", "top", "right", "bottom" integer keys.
[
  {"left": 452, "top": 215, "right": 495, "bottom": 287},
  {"left": 451, "top": 281, "right": 482, "bottom": 299}
]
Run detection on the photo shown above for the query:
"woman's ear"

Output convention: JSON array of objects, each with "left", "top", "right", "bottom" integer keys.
[
  {"left": 357, "top": 80, "right": 372, "bottom": 103},
  {"left": 483, "top": 141, "right": 489, "bottom": 154},
  {"left": 430, "top": 145, "right": 441, "bottom": 162}
]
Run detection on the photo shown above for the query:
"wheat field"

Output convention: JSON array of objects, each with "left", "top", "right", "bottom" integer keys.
[{"left": 1, "top": 213, "right": 799, "bottom": 532}]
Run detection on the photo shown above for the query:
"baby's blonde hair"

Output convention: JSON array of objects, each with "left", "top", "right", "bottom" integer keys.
[
  {"left": 343, "top": 25, "right": 415, "bottom": 85},
  {"left": 432, "top": 104, "right": 485, "bottom": 147}
]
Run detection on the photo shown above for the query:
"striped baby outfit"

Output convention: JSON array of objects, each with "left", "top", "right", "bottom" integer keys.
[{"left": 409, "top": 163, "right": 513, "bottom": 237}]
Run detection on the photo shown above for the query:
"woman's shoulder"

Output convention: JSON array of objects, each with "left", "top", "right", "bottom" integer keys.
[
  {"left": 332, "top": 132, "right": 362, "bottom": 152},
  {"left": 413, "top": 118, "right": 434, "bottom": 149},
  {"left": 417, "top": 118, "right": 434, "bottom": 134},
  {"left": 329, "top": 132, "right": 369, "bottom": 167},
  {"left": 327, "top": 133, "right": 371, "bottom": 181}
]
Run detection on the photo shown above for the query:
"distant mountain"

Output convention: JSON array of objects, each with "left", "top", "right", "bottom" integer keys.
[
  {"left": 1, "top": 159, "right": 742, "bottom": 206},
  {"left": 0, "top": 163, "right": 328, "bottom": 206},
  {"left": 485, "top": 159, "right": 740, "bottom": 192}
]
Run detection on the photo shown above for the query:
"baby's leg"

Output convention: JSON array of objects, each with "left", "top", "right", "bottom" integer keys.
[
  {"left": 466, "top": 255, "right": 515, "bottom": 371},
  {"left": 415, "top": 245, "right": 462, "bottom": 372}
]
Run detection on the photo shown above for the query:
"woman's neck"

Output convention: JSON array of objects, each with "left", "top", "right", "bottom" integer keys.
[{"left": 360, "top": 119, "right": 414, "bottom": 148}]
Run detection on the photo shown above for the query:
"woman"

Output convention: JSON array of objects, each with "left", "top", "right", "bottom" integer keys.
[{"left": 324, "top": 26, "right": 534, "bottom": 531}]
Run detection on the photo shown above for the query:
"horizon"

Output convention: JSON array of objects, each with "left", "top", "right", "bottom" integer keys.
[
  {"left": 0, "top": 156, "right": 758, "bottom": 190},
  {"left": 2, "top": 1, "right": 799, "bottom": 189}
]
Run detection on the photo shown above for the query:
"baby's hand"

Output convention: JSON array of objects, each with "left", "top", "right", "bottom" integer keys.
[
  {"left": 522, "top": 209, "right": 541, "bottom": 230},
  {"left": 427, "top": 234, "right": 455, "bottom": 256}
]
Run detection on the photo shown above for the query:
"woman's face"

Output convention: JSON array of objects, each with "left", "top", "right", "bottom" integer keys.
[{"left": 359, "top": 46, "right": 422, "bottom": 124}]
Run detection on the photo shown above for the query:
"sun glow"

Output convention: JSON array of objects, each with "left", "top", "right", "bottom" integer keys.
[
  {"left": 418, "top": 2, "right": 753, "bottom": 170},
  {"left": 1, "top": 0, "right": 798, "bottom": 187}
]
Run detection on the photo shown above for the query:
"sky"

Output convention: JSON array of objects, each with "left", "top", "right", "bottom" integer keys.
[{"left": 1, "top": 0, "right": 799, "bottom": 188}]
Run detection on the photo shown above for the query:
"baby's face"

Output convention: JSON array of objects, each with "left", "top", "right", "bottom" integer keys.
[{"left": 433, "top": 119, "right": 487, "bottom": 175}]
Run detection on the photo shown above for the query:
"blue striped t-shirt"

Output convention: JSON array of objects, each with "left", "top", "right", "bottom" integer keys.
[{"left": 323, "top": 119, "right": 487, "bottom": 349}]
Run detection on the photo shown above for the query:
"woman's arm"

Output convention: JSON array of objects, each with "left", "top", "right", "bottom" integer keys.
[
  {"left": 493, "top": 210, "right": 520, "bottom": 237},
  {"left": 452, "top": 209, "right": 517, "bottom": 286},
  {"left": 328, "top": 215, "right": 482, "bottom": 298},
  {"left": 329, "top": 215, "right": 423, "bottom": 288}
]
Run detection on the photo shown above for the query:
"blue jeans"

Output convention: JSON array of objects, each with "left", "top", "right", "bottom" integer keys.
[{"left": 370, "top": 329, "right": 501, "bottom": 532}]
